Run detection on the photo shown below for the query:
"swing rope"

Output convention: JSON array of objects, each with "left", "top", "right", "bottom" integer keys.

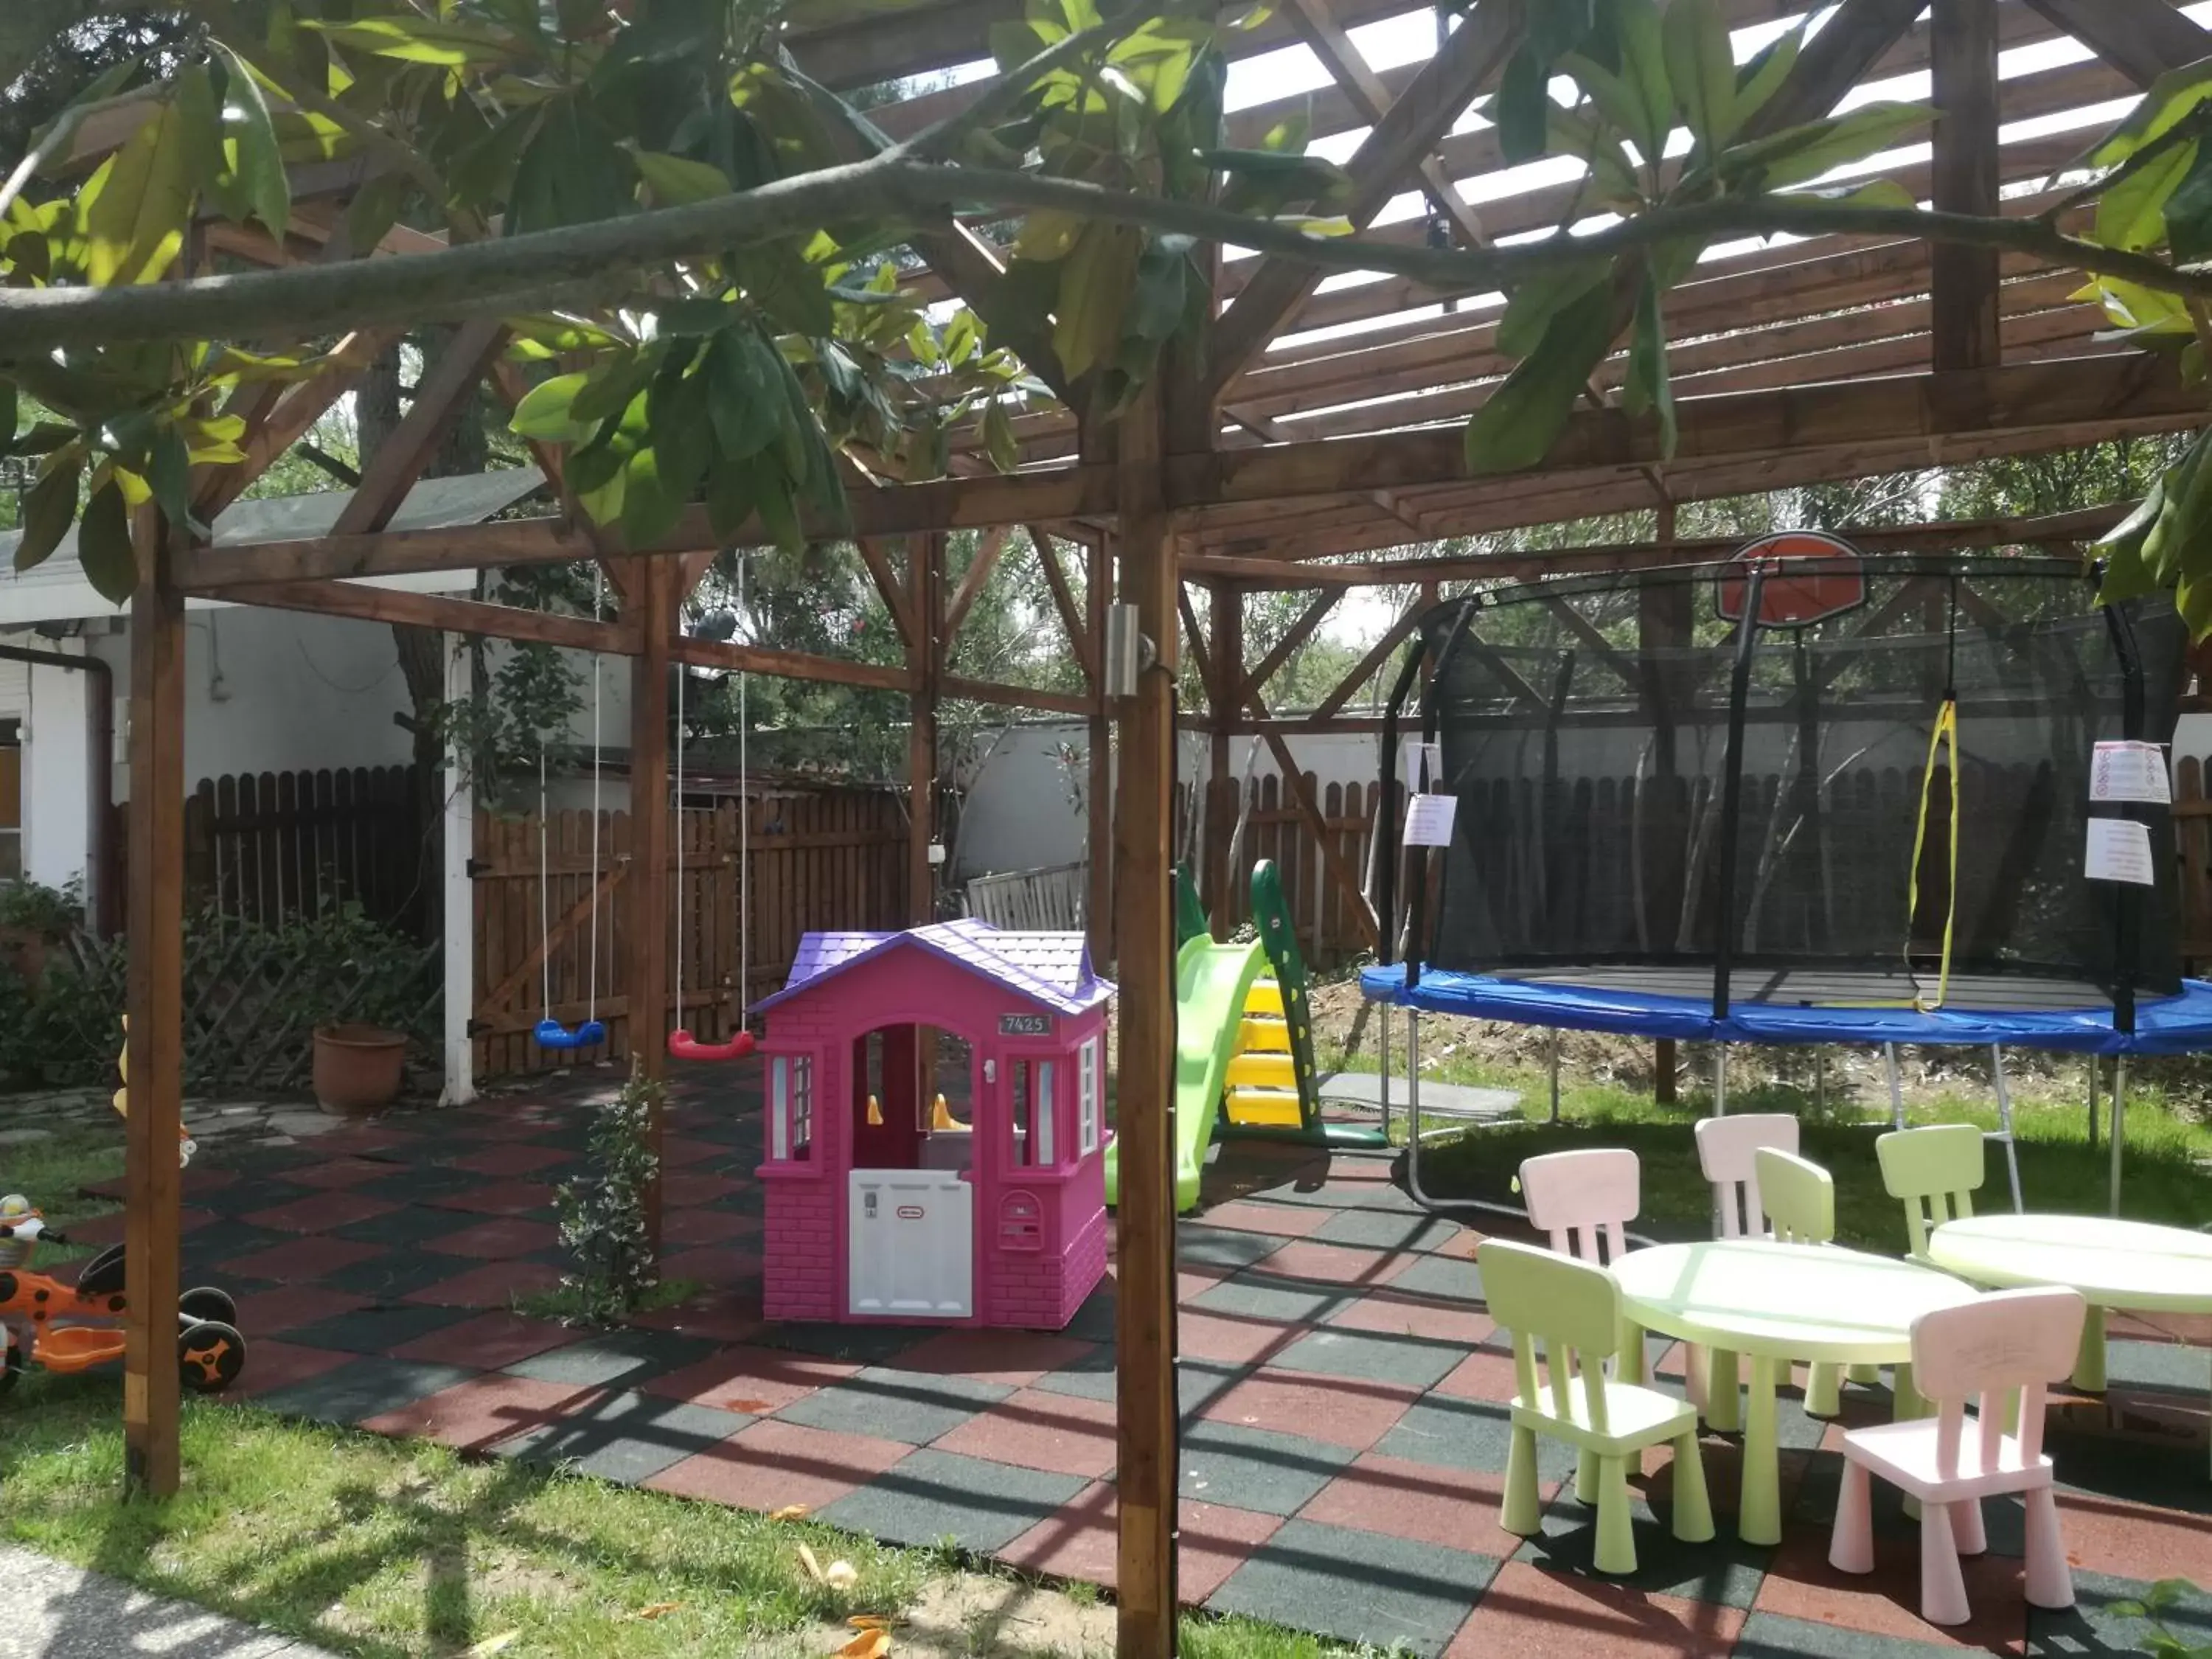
[
  {"left": 535, "top": 570, "right": 608, "bottom": 1051},
  {"left": 668, "top": 554, "right": 757, "bottom": 1062}
]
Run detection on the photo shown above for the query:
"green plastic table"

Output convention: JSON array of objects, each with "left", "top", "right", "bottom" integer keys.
[
  {"left": 1613, "top": 1239, "right": 1980, "bottom": 1545},
  {"left": 1927, "top": 1214, "right": 2212, "bottom": 1466}
]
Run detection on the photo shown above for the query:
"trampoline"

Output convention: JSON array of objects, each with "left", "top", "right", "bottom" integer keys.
[{"left": 1359, "top": 547, "right": 2202, "bottom": 1211}]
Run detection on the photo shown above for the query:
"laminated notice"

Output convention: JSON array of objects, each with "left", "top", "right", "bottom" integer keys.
[
  {"left": 2085, "top": 818, "right": 2156, "bottom": 886},
  {"left": 1403, "top": 793, "right": 1458, "bottom": 848},
  {"left": 1398, "top": 738, "right": 1444, "bottom": 790},
  {"left": 2090, "top": 741, "right": 2170, "bottom": 804}
]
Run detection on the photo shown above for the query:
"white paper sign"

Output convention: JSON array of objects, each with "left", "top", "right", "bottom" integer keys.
[
  {"left": 2085, "top": 818, "right": 2157, "bottom": 886},
  {"left": 1398, "top": 738, "right": 1443, "bottom": 790},
  {"left": 2090, "top": 741, "right": 2171, "bottom": 804},
  {"left": 1403, "top": 793, "right": 1458, "bottom": 847}
]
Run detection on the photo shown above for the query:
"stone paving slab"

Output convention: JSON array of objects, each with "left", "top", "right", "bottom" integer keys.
[{"left": 0, "top": 1543, "right": 341, "bottom": 1659}]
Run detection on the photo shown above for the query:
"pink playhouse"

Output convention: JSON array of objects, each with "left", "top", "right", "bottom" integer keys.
[{"left": 751, "top": 920, "right": 1114, "bottom": 1328}]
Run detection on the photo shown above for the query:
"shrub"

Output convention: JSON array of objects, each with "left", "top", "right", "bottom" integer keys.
[{"left": 550, "top": 1070, "right": 663, "bottom": 1325}]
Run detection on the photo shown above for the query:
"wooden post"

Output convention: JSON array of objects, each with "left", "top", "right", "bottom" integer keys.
[
  {"left": 123, "top": 517, "right": 187, "bottom": 1498},
  {"left": 1202, "top": 581, "right": 1241, "bottom": 934},
  {"left": 1088, "top": 535, "right": 1114, "bottom": 964},
  {"left": 626, "top": 556, "right": 673, "bottom": 1257},
  {"left": 440, "top": 632, "right": 476, "bottom": 1107},
  {"left": 1113, "top": 383, "right": 1180, "bottom": 1659},
  {"left": 1930, "top": 0, "right": 2000, "bottom": 372},
  {"left": 1655, "top": 1039, "right": 1678, "bottom": 1105},
  {"left": 909, "top": 534, "right": 943, "bottom": 923}
]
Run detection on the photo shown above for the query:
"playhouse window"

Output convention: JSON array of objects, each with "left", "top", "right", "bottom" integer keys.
[
  {"left": 1008, "top": 1057, "right": 1057, "bottom": 1168},
  {"left": 1078, "top": 1037, "right": 1101, "bottom": 1155},
  {"left": 771, "top": 1054, "right": 815, "bottom": 1161}
]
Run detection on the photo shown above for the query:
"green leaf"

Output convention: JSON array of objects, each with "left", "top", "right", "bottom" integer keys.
[
  {"left": 1497, "top": 257, "right": 1614, "bottom": 358},
  {"left": 1546, "top": 105, "right": 1644, "bottom": 207},
  {"left": 1120, "top": 233, "right": 1191, "bottom": 347},
  {"left": 981, "top": 399, "right": 1019, "bottom": 472},
  {"left": 1610, "top": 0, "right": 1673, "bottom": 161},
  {"left": 1014, "top": 209, "right": 1085, "bottom": 261},
  {"left": 753, "top": 465, "right": 804, "bottom": 554},
  {"left": 704, "top": 456, "right": 759, "bottom": 541},
  {"left": 1203, "top": 147, "right": 1353, "bottom": 214},
  {"left": 77, "top": 479, "right": 135, "bottom": 604},
  {"left": 736, "top": 241, "right": 835, "bottom": 338},
  {"left": 1716, "top": 100, "right": 1930, "bottom": 190},
  {"left": 619, "top": 445, "right": 686, "bottom": 547},
  {"left": 14, "top": 453, "right": 83, "bottom": 573},
  {"left": 1528, "top": 0, "right": 1595, "bottom": 61},
  {"left": 344, "top": 170, "right": 409, "bottom": 256},
  {"left": 1733, "top": 19, "right": 1804, "bottom": 122},
  {"left": 80, "top": 98, "right": 191, "bottom": 286},
  {"left": 1464, "top": 283, "right": 1618, "bottom": 474},
  {"left": 1623, "top": 269, "right": 1677, "bottom": 459},
  {"left": 210, "top": 41, "right": 291, "bottom": 240},
  {"left": 1662, "top": 0, "right": 1736, "bottom": 153},
  {"left": 1497, "top": 45, "right": 1554, "bottom": 165},
  {"left": 510, "top": 372, "right": 598, "bottom": 442},
  {"left": 2073, "top": 274, "right": 2192, "bottom": 336},
  {"left": 703, "top": 329, "right": 783, "bottom": 462},
  {"left": 307, "top": 17, "right": 518, "bottom": 68},
  {"left": 2088, "top": 60, "right": 2212, "bottom": 168},
  {"left": 1053, "top": 222, "right": 1140, "bottom": 380},
  {"left": 146, "top": 425, "right": 196, "bottom": 537},
  {"left": 0, "top": 383, "right": 14, "bottom": 454},
  {"left": 630, "top": 149, "right": 731, "bottom": 206},
  {"left": 175, "top": 61, "right": 240, "bottom": 221},
  {"left": 2098, "top": 136, "right": 2199, "bottom": 251},
  {"left": 2161, "top": 139, "right": 2212, "bottom": 261}
]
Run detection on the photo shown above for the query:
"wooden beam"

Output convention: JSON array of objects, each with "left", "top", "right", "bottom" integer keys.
[
  {"left": 2022, "top": 0, "right": 2212, "bottom": 87},
  {"left": 122, "top": 515, "right": 186, "bottom": 1498},
  {"left": 218, "top": 580, "right": 642, "bottom": 653},
  {"left": 195, "top": 326, "right": 403, "bottom": 520},
  {"left": 939, "top": 674, "right": 1093, "bottom": 715},
  {"left": 942, "top": 526, "right": 1012, "bottom": 640},
  {"left": 1032, "top": 526, "right": 1096, "bottom": 686},
  {"left": 1206, "top": 0, "right": 1520, "bottom": 394},
  {"left": 671, "top": 634, "right": 916, "bottom": 694},
  {"left": 1178, "top": 585, "right": 1214, "bottom": 703},
  {"left": 1086, "top": 534, "right": 1113, "bottom": 963},
  {"left": 1242, "top": 592, "right": 1341, "bottom": 701},
  {"left": 1313, "top": 604, "right": 1423, "bottom": 722},
  {"left": 1203, "top": 580, "right": 1242, "bottom": 925},
  {"left": 332, "top": 319, "right": 509, "bottom": 536},
  {"left": 1281, "top": 0, "right": 1485, "bottom": 246},
  {"left": 1537, "top": 593, "right": 1641, "bottom": 689},
  {"left": 1932, "top": 0, "right": 2002, "bottom": 372},
  {"left": 1741, "top": 0, "right": 1929, "bottom": 139},
  {"left": 855, "top": 538, "right": 919, "bottom": 651},
  {"left": 624, "top": 556, "right": 674, "bottom": 1256},
  {"left": 1261, "top": 730, "right": 1380, "bottom": 950},
  {"left": 1113, "top": 387, "right": 1178, "bottom": 1659}
]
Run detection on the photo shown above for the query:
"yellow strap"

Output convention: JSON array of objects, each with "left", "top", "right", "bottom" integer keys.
[{"left": 1897, "top": 697, "right": 1959, "bottom": 1012}]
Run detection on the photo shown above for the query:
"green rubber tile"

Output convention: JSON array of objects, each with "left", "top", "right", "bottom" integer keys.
[
  {"left": 1791, "top": 1452, "right": 2026, "bottom": 1557},
  {"left": 1512, "top": 1487, "right": 1772, "bottom": 1608},
  {"left": 315, "top": 1253, "right": 474, "bottom": 1300},
  {"left": 1058, "top": 1286, "right": 1118, "bottom": 1346},
  {"left": 179, "top": 1220, "right": 296, "bottom": 1265},
  {"left": 1176, "top": 1224, "right": 1293, "bottom": 1273},
  {"left": 813, "top": 1449, "right": 1086, "bottom": 1553},
  {"left": 2104, "top": 1338, "right": 2211, "bottom": 1395},
  {"left": 751, "top": 1323, "right": 924, "bottom": 1365},
  {"left": 504, "top": 1329, "right": 718, "bottom": 1389},
  {"left": 1250, "top": 1180, "right": 1425, "bottom": 1216},
  {"left": 2028, "top": 1571, "right": 2212, "bottom": 1658},
  {"left": 1310, "top": 1208, "right": 1464, "bottom": 1253},
  {"left": 1187, "top": 1274, "right": 1347, "bottom": 1326},
  {"left": 331, "top": 1206, "right": 484, "bottom": 1249},
  {"left": 251, "top": 1357, "right": 479, "bottom": 1427},
  {"left": 1267, "top": 1326, "right": 1467, "bottom": 1391},
  {"left": 284, "top": 1303, "right": 476, "bottom": 1356},
  {"left": 1734, "top": 1611, "right": 1961, "bottom": 1657},
  {"left": 2051, "top": 1433, "right": 2212, "bottom": 1516},
  {"left": 349, "top": 1167, "right": 488, "bottom": 1206},
  {"left": 1204, "top": 1518, "right": 1499, "bottom": 1659},
  {"left": 1177, "top": 1420, "right": 1359, "bottom": 1515},
  {"left": 1374, "top": 1395, "right": 1576, "bottom": 1481},
  {"left": 495, "top": 1390, "right": 753, "bottom": 1484},
  {"left": 1032, "top": 1354, "right": 1245, "bottom": 1420},
  {"left": 1383, "top": 1253, "right": 1483, "bottom": 1299},
  {"left": 773, "top": 1366, "right": 1012, "bottom": 1444}
]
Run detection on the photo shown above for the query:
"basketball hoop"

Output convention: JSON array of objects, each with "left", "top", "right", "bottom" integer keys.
[{"left": 1714, "top": 529, "right": 1868, "bottom": 628}]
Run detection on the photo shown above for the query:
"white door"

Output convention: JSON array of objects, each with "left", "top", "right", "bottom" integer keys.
[{"left": 848, "top": 1170, "right": 973, "bottom": 1318}]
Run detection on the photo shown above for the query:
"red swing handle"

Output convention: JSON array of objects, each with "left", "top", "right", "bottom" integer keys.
[{"left": 667, "top": 1029, "right": 757, "bottom": 1062}]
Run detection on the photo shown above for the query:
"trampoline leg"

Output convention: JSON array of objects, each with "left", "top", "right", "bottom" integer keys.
[
  {"left": 1379, "top": 1000, "right": 1392, "bottom": 1144},
  {"left": 2085, "top": 1056, "right": 2099, "bottom": 1156},
  {"left": 1814, "top": 1048, "right": 1825, "bottom": 1117},
  {"left": 1548, "top": 1030, "right": 1561, "bottom": 1124},
  {"left": 1714, "top": 1045, "right": 1728, "bottom": 1116},
  {"left": 1991, "top": 1045, "right": 2023, "bottom": 1214},
  {"left": 2108, "top": 1058, "right": 2127, "bottom": 1217},
  {"left": 1885, "top": 1043, "right": 1905, "bottom": 1130}
]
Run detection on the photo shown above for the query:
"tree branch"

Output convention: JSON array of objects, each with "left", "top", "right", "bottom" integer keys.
[{"left": 6, "top": 159, "right": 2211, "bottom": 355}]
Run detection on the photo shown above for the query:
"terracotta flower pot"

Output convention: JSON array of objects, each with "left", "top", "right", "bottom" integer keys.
[{"left": 312, "top": 1023, "right": 407, "bottom": 1116}]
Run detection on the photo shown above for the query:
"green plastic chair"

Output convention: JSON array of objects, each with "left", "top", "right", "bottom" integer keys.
[
  {"left": 1481, "top": 1237, "right": 1714, "bottom": 1575},
  {"left": 1754, "top": 1146, "right": 1846, "bottom": 1416},
  {"left": 1876, "top": 1124, "right": 1986, "bottom": 1262}
]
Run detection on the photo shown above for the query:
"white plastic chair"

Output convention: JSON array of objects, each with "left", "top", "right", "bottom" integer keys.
[
  {"left": 1828, "top": 1286, "right": 2087, "bottom": 1627},
  {"left": 1517, "top": 1147, "right": 1638, "bottom": 1266},
  {"left": 1694, "top": 1113, "right": 1799, "bottom": 1238}
]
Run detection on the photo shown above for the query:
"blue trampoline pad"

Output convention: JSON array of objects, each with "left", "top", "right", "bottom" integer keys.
[{"left": 1358, "top": 962, "right": 2212, "bottom": 1056}]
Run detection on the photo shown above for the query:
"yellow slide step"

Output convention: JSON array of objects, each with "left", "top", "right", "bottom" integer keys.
[
  {"left": 1226, "top": 1052, "right": 1296, "bottom": 1091},
  {"left": 1243, "top": 981, "right": 1284, "bottom": 1017},
  {"left": 1239, "top": 1015, "right": 1290, "bottom": 1052},
  {"left": 1225, "top": 1087, "right": 1304, "bottom": 1128}
]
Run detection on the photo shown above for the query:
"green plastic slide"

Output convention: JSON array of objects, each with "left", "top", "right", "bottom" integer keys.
[{"left": 1103, "top": 933, "right": 1270, "bottom": 1214}]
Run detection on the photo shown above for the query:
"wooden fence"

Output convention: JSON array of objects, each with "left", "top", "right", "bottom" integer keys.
[
  {"left": 1209, "top": 773, "right": 1382, "bottom": 969},
  {"left": 185, "top": 765, "right": 427, "bottom": 934},
  {"left": 472, "top": 786, "right": 908, "bottom": 1076},
  {"left": 963, "top": 862, "right": 1086, "bottom": 931}
]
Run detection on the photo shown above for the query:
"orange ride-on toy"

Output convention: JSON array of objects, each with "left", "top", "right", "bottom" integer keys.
[{"left": 0, "top": 1200, "right": 246, "bottom": 1397}]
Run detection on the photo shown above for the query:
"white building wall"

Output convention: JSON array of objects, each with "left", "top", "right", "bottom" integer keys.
[{"left": 0, "top": 641, "right": 96, "bottom": 900}]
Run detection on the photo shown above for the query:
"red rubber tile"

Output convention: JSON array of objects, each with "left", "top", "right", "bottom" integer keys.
[
  {"left": 1432, "top": 1347, "right": 1526, "bottom": 1405},
  {"left": 660, "top": 1172, "right": 740, "bottom": 1206},
  {"left": 1442, "top": 1562, "right": 1748, "bottom": 1658},
  {"left": 1195, "top": 1200, "right": 1330, "bottom": 1239},
  {"left": 286, "top": 1158, "right": 405, "bottom": 1191},
  {"left": 1753, "top": 1512, "right": 2029, "bottom": 1652},
  {"left": 897, "top": 1329, "right": 1099, "bottom": 1389},
  {"left": 361, "top": 1373, "right": 591, "bottom": 1452},
  {"left": 661, "top": 1208, "right": 761, "bottom": 1246},
  {"left": 997, "top": 1481, "right": 1280, "bottom": 1604},
  {"left": 933, "top": 1388, "right": 1121, "bottom": 1479},
  {"left": 658, "top": 1245, "right": 761, "bottom": 1289},
  {"left": 2055, "top": 1487, "right": 2212, "bottom": 1585},
  {"left": 629, "top": 1290, "right": 765, "bottom": 1344},
  {"left": 403, "top": 1259, "right": 565, "bottom": 1309},
  {"left": 222, "top": 1236, "right": 385, "bottom": 1283},
  {"left": 446, "top": 1144, "right": 574, "bottom": 1178},
  {"left": 638, "top": 1344, "right": 856, "bottom": 1413},
  {"left": 1177, "top": 1310, "right": 1304, "bottom": 1368},
  {"left": 424, "top": 1181, "right": 554, "bottom": 1217},
  {"left": 391, "top": 1310, "right": 577, "bottom": 1370},
  {"left": 225, "top": 1338, "right": 352, "bottom": 1399},
  {"left": 658, "top": 1135, "right": 727, "bottom": 1167},
  {"left": 1329, "top": 1288, "right": 1498, "bottom": 1348},
  {"left": 230, "top": 1284, "right": 372, "bottom": 1335},
  {"left": 1301, "top": 1453, "right": 1536, "bottom": 1558},
  {"left": 1202, "top": 1368, "right": 1419, "bottom": 1451},
  {"left": 644, "top": 1417, "right": 908, "bottom": 1513},
  {"left": 425, "top": 1218, "right": 562, "bottom": 1259},
  {"left": 243, "top": 1192, "right": 399, "bottom": 1234},
  {"left": 1255, "top": 1239, "right": 1411, "bottom": 1287}
]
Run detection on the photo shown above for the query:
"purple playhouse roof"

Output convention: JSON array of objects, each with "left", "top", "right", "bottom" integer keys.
[{"left": 756, "top": 919, "right": 1116, "bottom": 1018}]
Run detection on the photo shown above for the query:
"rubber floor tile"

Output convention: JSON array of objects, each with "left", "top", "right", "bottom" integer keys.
[
  {"left": 390, "top": 1310, "right": 577, "bottom": 1371},
  {"left": 996, "top": 1481, "right": 1280, "bottom": 1604},
  {"left": 644, "top": 1417, "right": 909, "bottom": 1514},
  {"left": 894, "top": 1329, "right": 1096, "bottom": 1389},
  {"left": 813, "top": 1448, "right": 1086, "bottom": 1554},
  {"left": 422, "top": 1217, "right": 562, "bottom": 1259},
  {"left": 1372, "top": 1394, "right": 1578, "bottom": 1480},
  {"left": 1177, "top": 1223, "right": 1293, "bottom": 1273},
  {"left": 1752, "top": 1518, "right": 2028, "bottom": 1651},
  {"left": 1175, "top": 1420, "right": 1358, "bottom": 1515},
  {"left": 249, "top": 1357, "right": 480, "bottom": 1427},
  {"left": 222, "top": 1338, "right": 352, "bottom": 1400},
  {"left": 773, "top": 1365, "right": 1013, "bottom": 1445},
  {"left": 1194, "top": 1200, "right": 1332, "bottom": 1239},
  {"left": 931, "top": 1387, "right": 1121, "bottom": 1479},
  {"left": 1205, "top": 1517, "right": 1500, "bottom": 1659},
  {"left": 361, "top": 1372, "right": 589, "bottom": 1452},
  {"left": 241, "top": 1192, "right": 398, "bottom": 1234},
  {"left": 504, "top": 1328, "right": 720, "bottom": 1389},
  {"left": 1513, "top": 1486, "right": 1773, "bottom": 1610},
  {"left": 283, "top": 1302, "right": 476, "bottom": 1355},
  {"left": 1265, "top": 1324, "right": 1469, "bottom": 1391},
  {"left": 404, "top": 1259, "right": 566, "bottom": 1309},
  {"left": 1200, "top": 1366, "right": 1420, "bottom": 1451},
  {"left": 333, "top": 1206, "right": 495, "bottom": 1250},
  {"left": 1441, "top": 1562, "right": 1748, "bottom": 1658},
  {"left": 220, "top": 1236, "right": 386, "bottom": 1284},
  {"left": 228, "top": 1284, "right": 372, "bottom": 1336},
  {"left": 1733, "top": 1610, "right": 1966, "bottom": 1658},
  {"left": 493, "top": 1390, "right": 754, "bottom": 1484},
  {"left": 2026, "top": 1571, "right": 2212, "bottom": 1658},
  {"left": 1300, "top": 1452, "right": 1540, "bottom": 1559}
]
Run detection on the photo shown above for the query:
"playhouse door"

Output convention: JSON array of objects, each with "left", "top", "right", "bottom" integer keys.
[{"left": 847, "top": 1170, "right": 973, "bottom": 1318}]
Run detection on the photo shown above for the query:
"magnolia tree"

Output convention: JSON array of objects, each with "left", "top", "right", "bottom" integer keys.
[{"left": 2, "top": 0, "right": 2211, "bottom": 622}]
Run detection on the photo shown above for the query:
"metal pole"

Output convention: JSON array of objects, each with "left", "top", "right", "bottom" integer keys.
[
  {"left": 1714, "top": 1044, "right": 1728, "bottom": 1116},
  {"left": 2109, "top": 1057, "right": 2128, "bottom": 1216},
  {"left": 1990, "top": 1044, "right": 2023, "bottom": 1213},
  {"left": 2085, "top": 1055, "right": 2099, "bottom": 1155},
  {"left": 1814, "top": 1048, "right": 1825, "bottom": 1117},
  {"left": 1379, "top": 995, "right": 1393, "bottom": 1144},
  {"left": 1548, "top": 1030, "right": 1561, "bottom": 1124},
  {"left": 1885, "top": 1043, "right": 1905, "bottom": 1130}
]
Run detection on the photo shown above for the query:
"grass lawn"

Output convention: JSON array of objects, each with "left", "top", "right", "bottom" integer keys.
[
  {"left": 0, "top": 1115, "right": 1368, "bottom": 1659},
  {"left": 1382, "top": 1057, "right": 2212, "bottom": 1248}
]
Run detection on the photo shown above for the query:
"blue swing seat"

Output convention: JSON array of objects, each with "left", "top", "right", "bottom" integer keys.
[{"left": 534, "top": 1018, "right": 607, "bottom": 1051}]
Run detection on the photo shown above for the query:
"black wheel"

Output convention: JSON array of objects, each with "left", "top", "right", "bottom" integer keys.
[
  {"left": 1, "top": 1333, "right": 21, "bottom": 1396},
  {"left": 178, "top": 1287, "right": 236, "bottom": 1326},
  {"left": 75, "top": 1242, "right": 126, "bottom": 1299},
  {"left": 178, "top": 1321, "right": 246, "bottom": 1394}
]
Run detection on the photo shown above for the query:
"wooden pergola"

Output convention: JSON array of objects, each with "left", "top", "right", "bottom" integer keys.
[{"left": 97, "top": 0, "right": 2211, "bottom": 1654}]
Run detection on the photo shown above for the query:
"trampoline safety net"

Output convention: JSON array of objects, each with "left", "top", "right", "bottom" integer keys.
[{"left": 1404, "top": 557, "right": 2188, "bottom": 1001}]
